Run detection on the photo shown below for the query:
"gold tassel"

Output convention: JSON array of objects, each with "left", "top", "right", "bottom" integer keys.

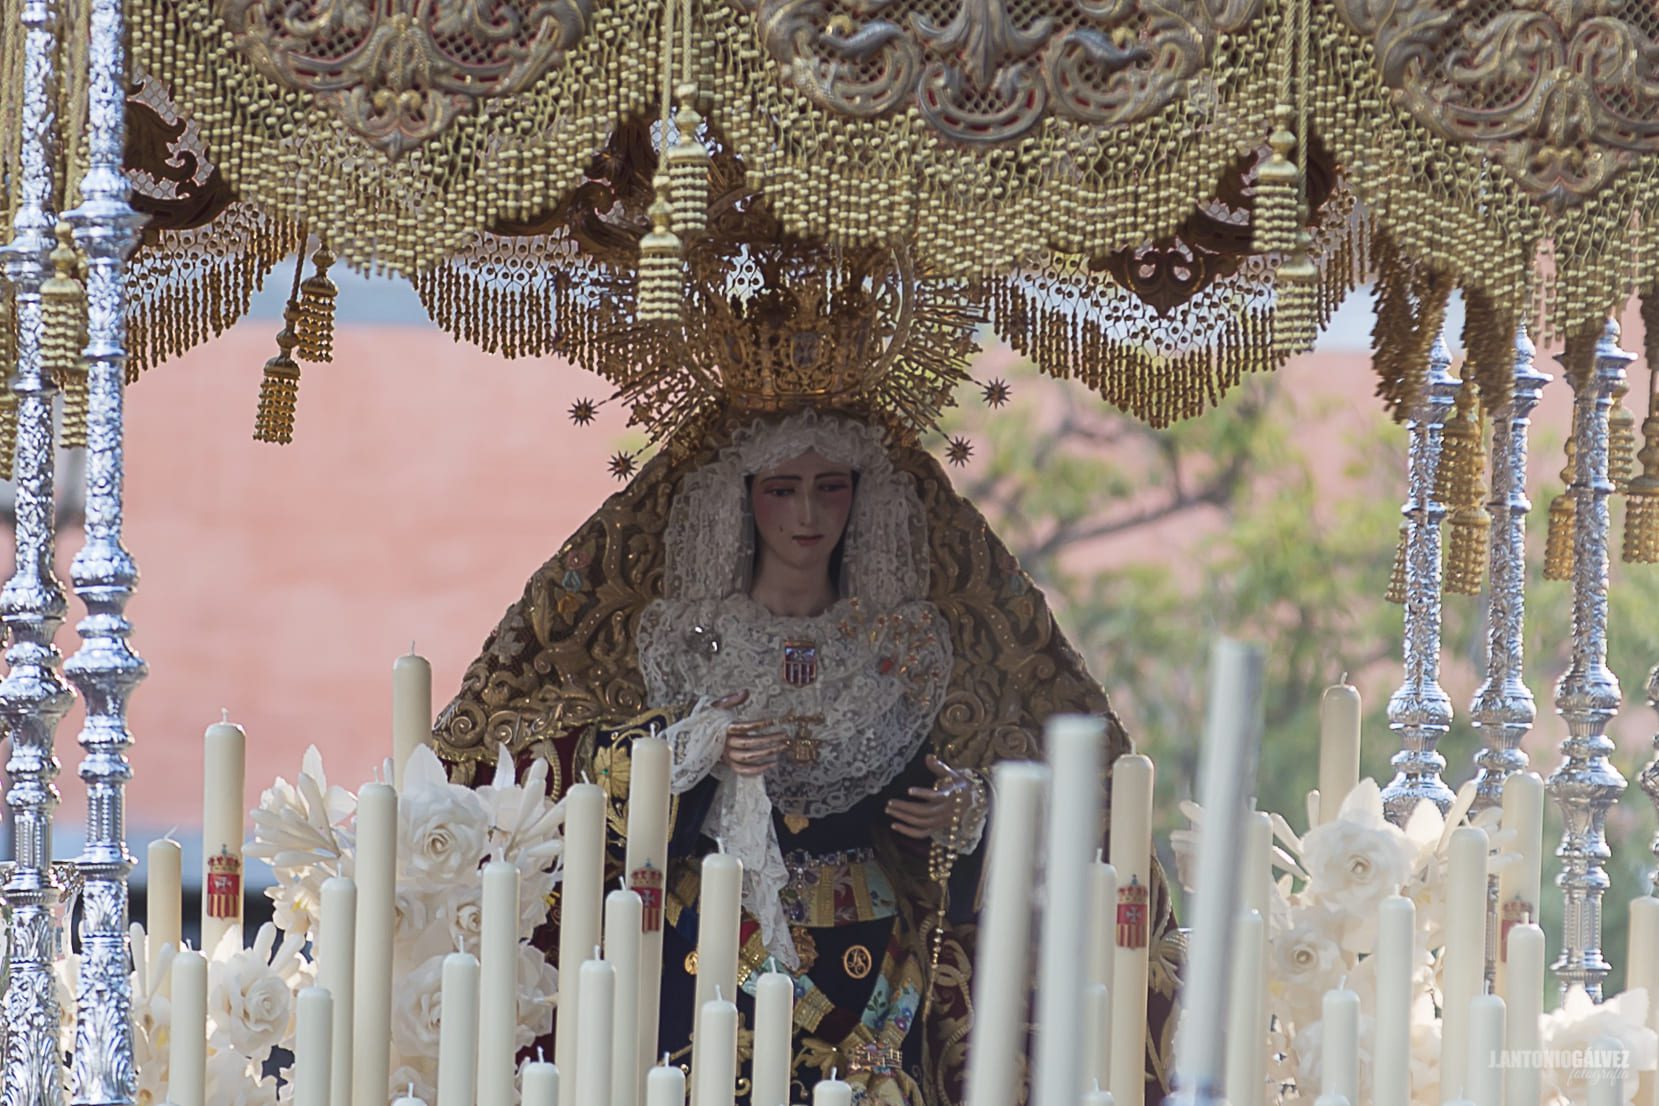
[
  {"left": 0, "top": 386, "right": 15, "bottom": 482},
  {"left": 668, "top": 82, "right": 709, "bottom": 238},
  {"left": 1543, "top": 439, "right": 1576, "bottom": 581},
  {"left": 1441, "top": 381, "right": 1489, "bottom": 595},
  {"left": 41, "top": 222, "right": 88, "bottom": 447},
  {"left": 1609, "top": 371, "right": 1635, "bottom": 493},
  {"left": 1624, "top": 294, "right": 1659, "bottom": 563},
  {"left": 1386, "top": 521, "right": 1408, "bottom": 604},
  {"left": 253, "top": 305, "right": 302, "bottom": 444},
  {"left": 636, "top": 180, "right": 683, "bottom": 326},
  {"left": 295, "top": 245, "right": 337, "bottom": 362},
  {"left": 1253, "top": 111, "right": 1299, "bottom": 259}
]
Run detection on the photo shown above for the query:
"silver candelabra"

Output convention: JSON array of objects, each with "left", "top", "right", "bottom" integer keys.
[
  {"left": 1642, "top": 663, "right": 1659, "bottom": 895},
  {"left": 1469, "top": 326, "right": 1549, "bottom": 814},
  {"left": 1546, "top": 318, "right": 1632, "bottom": 1002},
  {"left": 1382, "top": 332, "right": 1458, "bottom": 825}
]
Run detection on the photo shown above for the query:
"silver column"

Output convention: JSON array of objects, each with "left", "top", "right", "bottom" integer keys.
[
  {"left": 1641, "top": 664, "right": 1659, "bottom": 895},
  {"left": 0, "top": 0, "right": 72, "bottom": 1101},
  {"left": 1469, "top": 327, "right": 1549, "bottom": 813},
  {"left": 1381, "top": 333, "right": 1459, "bottom": 825},
  {"left": 1547, "top": 318, "right": 1632, "bottom": 1002},
  {"left": 61, "top": 0, "right": 147, "bottom": 1087}
]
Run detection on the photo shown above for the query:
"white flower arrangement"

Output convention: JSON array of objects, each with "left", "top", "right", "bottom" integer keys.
[
  {"left": 124, "top": 742, "right": 566, "bottom": 1106},
  {"left": 1175, "top": 778, "right": 1659, "bottom": 1106}
]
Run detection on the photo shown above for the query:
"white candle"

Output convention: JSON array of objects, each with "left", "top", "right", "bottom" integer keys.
[
  {"left": 626, "top": 738, "right": 672, "bottom": 1105},
  {"left": 438, "top": 952, "right": 480, "bottom": 1106},
  {"left": 1495, "top": 773, "right": 1543, "bottom": 999},
  {"left": 576, "top": 956, "right": 617, "bottom": 1106},
  {"left": 1629, "top": 898, "right": 1659, "bottom": 1106},
  {"left": 1441, "top": 826, "right": 1490, "bottom": 1103},
  {"left": 1242, "top": 811, "right": 1273, "bottom": 921},
  {"left": 1589, "top": 1035, "right": 1625, "bottom": 1106},
  {"left": 392, "top": 650, "right": 432, "bottom": 790},
  {"left": 557, "top": 783, "right": 606, "bottom": 1106},
  {"left": 1174, "top": 640, "right": 1264, "bottom": 1104},
  {"left": 1034, "top": 715, "right": 1104, "bottom": 1106},
  {"left": 295, "top": 986, "right": 334, "bottom": 1106},
  {"left": 1373, "top": 896, "right": 1415, "bottom": 1106},
  {"left": 523, "top": 1060, "right": 560, "bottom": 1106},
  {"left": 964, "top": 762, "right": 1048, "bottom": 1106},
  {"left": 351, "top": 783, "right": 397, "bottom": 1106},
  {"left": 811, "top": 1074, "right": 851, "bottom": 1106},
  {"left": 1467, "top": 993, "right": 1505, "bottom": 1106},
  {"left": 392, "top": 1091, "right": 428, "bottom": 1106},
  {"left": 690, "top": 850, "right": 741, "bottom": 1106},
  {"left": 1502, "top": 924, "right": 1544, "bottom": 1106},
  {"left": 201, "top": 717, "right": 246, "bottom": 956},
  {"left": 1224, "top": 911, "right": 1266, "bottom": 1106},
  {"left": 752, "top": 972, "right": 794, "bottom": 1106},
  {"left": 146, "top": 837, "right": 181, "bottom": 969},
  {"left": 693, "top": 995, "right": 738, "bottom": 1106},
  {"left": 1108, "top": 754, "right": 1154, "bottom": 1106},
  {"left": 1317, "top": 679, "right": 1362, "bottom": 824},
  {"left": 318, "top": 876, "right": 357, "bottom": 1106},
  {"left": 606, "top": 890, "right": 644, "bottom": 1106},
  {"left": 647, "top": 1061, "right": 685, "bottom": 1106},
  {"left": 1082, "top": 981, "right": 1111, "bottom": 1096},
  {"left": 478, "top": 861, "right": 521, "bottom": 1106},
  {"left": 1082, "top": 1089, "right": 1115, "bottom": 1106},
  {"left": 1087, "top": 859, "right": 1117, "bottom": 992},
  {"left": 169, "top": 948, "right": 207, "bottom": 1106},
  {"left": 1323, "top": 984, "right": 1360, "bottom": 1105}
]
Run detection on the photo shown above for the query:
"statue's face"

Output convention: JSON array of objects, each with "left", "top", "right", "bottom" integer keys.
[{"left": 750, "top": 449, "right": 855, "bottom": 581}]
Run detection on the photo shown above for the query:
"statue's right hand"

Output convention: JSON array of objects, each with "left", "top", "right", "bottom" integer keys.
[{"left": 713, "top": 691, "right": 787, "bottom": 777}]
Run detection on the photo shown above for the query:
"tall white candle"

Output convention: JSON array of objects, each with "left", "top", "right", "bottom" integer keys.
[
  {"left": 201, "top": 717, "right": 246, "bottom": 956},
  {"left": 576, "top": 955, "right": 617, "bottom": 1106},
  {"left": 1373, "top": 896, "right": 1415, "bottom": 1106},
  {"left": 351, "top": 784, "right": 397, "bottom": 1106},
  {"left": 557, "top": 783, "right": 606, "bottom": 1106},
  {"left": 811, "top": 1074, "right": 851, "bottom": 1106},
  {"left": 1317, "top": 679, "right": 1362, "bottom": 824},
  {"left": 1034, "top": 715, "right": 1104, "bottom": 1106},
  {"left": 392, "top": 650, "right": 432, "bottom": 790},
  {"left": 1589, "top": 1035, "right": 1625, "bottom": 1106},
  {"left": 964, "top": 762, "right": 1048, "bottom": 1106},
  {"left": 626, "top": 738, "right": 672, "bottom": 1105},
  {"left": 1224, "top": 911, "right": 1266, "bottom": 1106},
  {"left": 1174, "top": 640, "right": 1264, "bottom": 1104},
  {"left": 169, "top": 947, "right": 207, "bottom": 1106},
  {"left": 295, "top": 986, "right": 334, "bottom": 1106},
  {"left": 1082, "top": 1089, "right": 1115, "bottom": 1106},
  {"left": 1629, "top": 898, "right": 1659, "bottom": 1106},
  {"left": 752, "top": 972, "right": 794, "bottom": 1106},
  {"left": 1441, "top": 826, "right": 1490, "bottom": 1103},
  {"left": 1502, "top": 924, "right": 1544, "bottom": 1106},
  {"left": 146, "top": 837, "right": 181, "bottom": 969},
  {"left": 1088, "top": 859, "right": 1117, "bottom": 992},
  {"left": 318, "top": 876, "right": 357, "bottom": 1106},
  {"left": 1082, "top": 981, "right": 1111, "bottom": 1096},
  {"left": 647, "top": 1061, "right": 685, "bottom": 1106},
  {"left": 438, "top": 952, "right": 480, "bottom": 1106},
  {"left": 478, "top": 861, "right": 520, "bottom": 1106},
  {"left": 392, "top": 1090, "right": 427, "bottom": 1106},
  {"left": 1495, "top": 773, "right": 1543, "bottom": 999},
  {"left": 523, "top": 1059, "right": 560, "bottom": 1106},
  {"left": 1241, "top": 811, "right": 1273, "bottom": 921},
  {"left": 606, "top": 889, "right": 644, "bottom": 1106},
  {"left": 1323, "top": 984, "right": 1360, "bottom": 1105},
  {"left": 1108, "top": 754, "right": 1154, "bottom": 1106},
  {"left": 693, "top": 995, "right": 738, "bottom": 1106},
  {"left": 1467, "top": 993, "right": 1505, "bottom": 1106},
  {"left": 690, "top": 850, "right": 742, "bottom": 1106}
]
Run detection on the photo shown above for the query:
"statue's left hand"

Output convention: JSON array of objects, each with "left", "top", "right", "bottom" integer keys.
[{"left": 886, "top": 755, "right": 977, "bottom": 840}]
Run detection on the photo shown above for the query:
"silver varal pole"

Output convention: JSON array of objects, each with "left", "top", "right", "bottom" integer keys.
[
  {"left": 62, "top": 0, "right": 147, "bottom": 1086},
  {"left": 1381, "top": 332, "right": 1458, "bottom": 825},
  {"left": 1547, "top": 318, "right": 1632, "bottom": 1001},
  {"left": 1642, "top": 664, "right": 1659, "bottom": 895},
  {"left": 1469, "top": 326, "right": 1549, "bottom": 813},
  {"left": 0, "top": 0, "right": 72, "bottom": 1100}
]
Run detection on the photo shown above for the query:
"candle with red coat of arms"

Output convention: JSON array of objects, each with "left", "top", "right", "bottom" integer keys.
[
  {"left": 625, "top": 737, "right": 671, "bottom": 1105},
  {"left": 202, "top": 715, "right": 246, "bottom": 957},
  {"left": 1107, "top": 753, "right": 1153, "bottom": 1106}
]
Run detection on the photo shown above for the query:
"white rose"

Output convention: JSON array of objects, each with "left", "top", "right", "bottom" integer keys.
[
  {"left": 442, "top": 888, "right": 485, "bottom": 956},
  {"left": 1268, "top": 910, "right": 1346, "bottom": 1028},
  {"left": 391, "top": 954, "right": 449, "bottom": 1065},
  {"left": 515, "top": 945, "right": 558, "bottom": 1049},
  {"left": 1301, "top": 812, "right": 1414, "bottom": 938},
  {"left": 399, "top": 781, "right": 489, "bottom": 885},
  {"left": 1542, "top": 986, "right": 1659, "bottom": 1106},
  {"left": 207, "top": 949, "right": 294, "bottom": 1059},
  {"left": 206, "top": 1052, "right": 279, "bottom": 1106}
]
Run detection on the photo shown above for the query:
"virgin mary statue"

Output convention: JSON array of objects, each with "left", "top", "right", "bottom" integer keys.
[{"left": 432, "top": 405, "right": 1179, "bottom": 1105}]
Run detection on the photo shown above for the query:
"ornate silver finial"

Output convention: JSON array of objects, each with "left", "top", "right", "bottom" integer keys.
[
  {"left": 1382, "top": 331, "right": 1458, "bottom": 824},
  {"left": 1469, "top": 326, "right": 1549, "bottom": 813},
  {"left": 1546, "top": 316, "right": 1632, "bottom": 1001}
]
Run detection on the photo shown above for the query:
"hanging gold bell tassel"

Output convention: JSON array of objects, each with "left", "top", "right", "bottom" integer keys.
[
  {"left": 1543, "top": 439, "right": 1576, "bottom": 581},
  {"left": 636, "top": 185, "right": 684, "bottom": 326},
  {"left": 295, "top": 244, "right": 338, "bottom": 362},
  {"left": 1274, "top": 228, "right": 1319, "bottom": 358},
  {"left": 42, "top": 222, "right": 89, "bottom": 447},
  {"left": 0, "top": 388, "right": 15, "bottom": 482},
  {"left": 1253, "top": 111, "right": 1299, "bottom": 260},
  {"left": 668, "top": 88, "right": 710, "bottom": 239},
  {"left": 1385, "top": 521, "right": 1408, "bottom": 604},
  {"left": 253, "top": 306, "right": 302, "bottom": 445},
  {"left": 1442, "top": 393, "right": 1490, "bottom": 596},
  {"left": 1609, "top": 372, "right": 1635, "bottom": 492},
  {"left": 1622, "top": 414, "right": 1659, "bottom": 564}
]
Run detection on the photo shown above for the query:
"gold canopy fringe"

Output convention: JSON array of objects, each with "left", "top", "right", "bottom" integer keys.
[
  {"left": 1624, "top": 291, "right": 1659, "bottom": 563},
  {"left": 1385, "top": 522, "right": 1408, "bottom": 605}
]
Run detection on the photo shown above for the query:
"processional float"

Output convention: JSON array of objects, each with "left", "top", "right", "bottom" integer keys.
[{"left": 3, "top": 0, "right": 1659, "bottom": 1104}]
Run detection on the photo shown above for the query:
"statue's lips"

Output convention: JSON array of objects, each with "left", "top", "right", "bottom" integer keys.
[{"left": 793, "top": 535, "right": 825, "bottom": 546}]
